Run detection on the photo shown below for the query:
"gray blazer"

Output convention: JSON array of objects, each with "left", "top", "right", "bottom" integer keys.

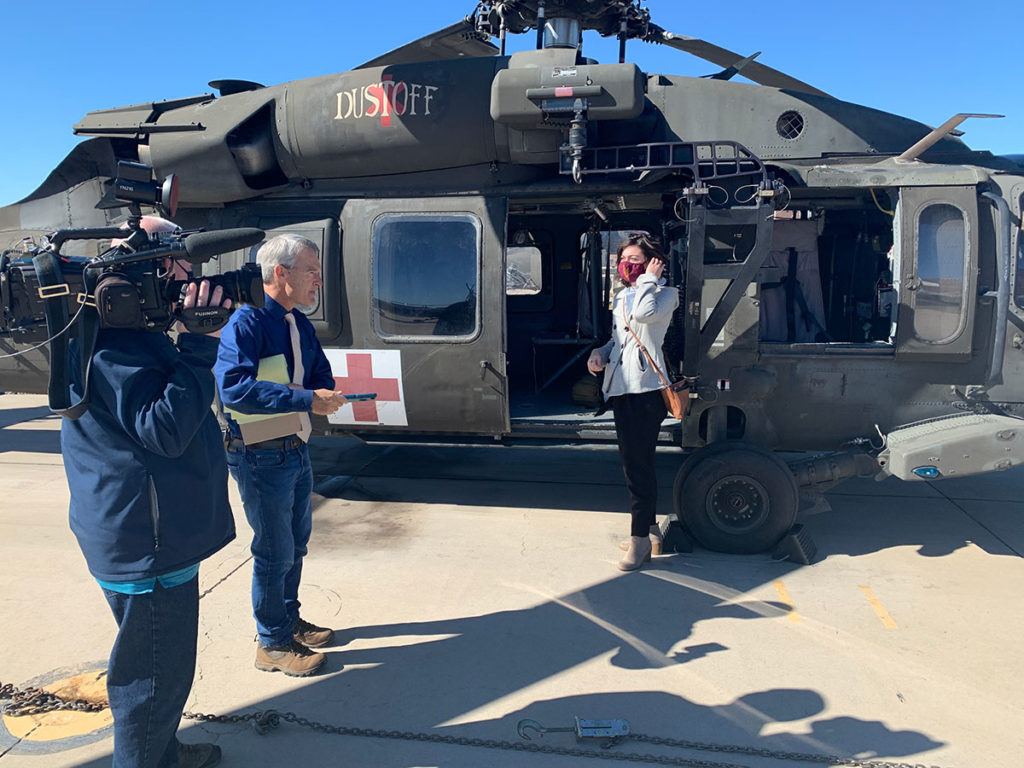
[{"left": 594, "top": 274, "right": 680, "bottom": 398}]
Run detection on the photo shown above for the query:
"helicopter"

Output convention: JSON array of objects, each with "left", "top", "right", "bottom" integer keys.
[{"left": 2, "top": 0, "right": 1023, "bottom": 555}]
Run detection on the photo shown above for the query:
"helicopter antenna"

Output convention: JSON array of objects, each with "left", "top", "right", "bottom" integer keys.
[
  {"left": 536, "top": 0, "right": 545, "bottom": 50},
  {"left": 618, "top": 13, "right": 628, "bottom": 63},
  {"left": 896, "top": 113, "right": 1003, "bottom": 163},
  {"left": 705, "top": 51, "right": 762, "bottom": 81}
]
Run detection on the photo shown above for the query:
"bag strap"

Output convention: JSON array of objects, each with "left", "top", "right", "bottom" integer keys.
[
  {"left": 33, "top": 252, "right": 97, "bottom": 419},
  {"left": 621, "top": 297, "right": 672, "bottom": 390}
]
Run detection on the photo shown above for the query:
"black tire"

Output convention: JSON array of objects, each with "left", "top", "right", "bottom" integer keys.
[{"left": 673, "top": 441, "right": 798, "bottom": 554}]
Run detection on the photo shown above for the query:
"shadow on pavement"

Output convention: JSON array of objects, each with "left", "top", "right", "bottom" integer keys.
[
  {"left": 62, "top": 569, "right": 943, "bottom": 767},
  {"left": 310, "top": 442, "right": 1024, "bottom": 560},
  {"left": 0, "top": 404, "right": 61, "bottom": 454}
]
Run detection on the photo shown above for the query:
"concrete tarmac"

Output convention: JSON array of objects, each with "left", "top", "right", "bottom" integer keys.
[{"left": 1, "top": 392, "right": 1022, "bottom": 767}]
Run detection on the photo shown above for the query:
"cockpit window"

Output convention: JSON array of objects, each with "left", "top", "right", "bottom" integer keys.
[
  {"left": 913, "top": 203, "right": 968, "bottom": 344},
  {"left": 371, "top": 213, "right": 480, "bottom": 340}
]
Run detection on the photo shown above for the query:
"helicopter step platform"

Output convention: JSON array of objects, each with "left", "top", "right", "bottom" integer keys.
[
  {"left": 877, "top": 412, "right": 1024, "bottom": 481},
  {"left": 507, "top": 400, "right": 682, "bottom": 446}
]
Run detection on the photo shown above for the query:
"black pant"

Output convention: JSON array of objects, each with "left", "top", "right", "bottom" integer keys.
[{"left": 611, "top": 390, "right": 666, "bottom": 536}]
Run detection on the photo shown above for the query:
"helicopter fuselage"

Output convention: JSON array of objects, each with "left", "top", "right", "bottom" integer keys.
[{"left": 3, "top": 46, "right": 1022, "bottom": 553}]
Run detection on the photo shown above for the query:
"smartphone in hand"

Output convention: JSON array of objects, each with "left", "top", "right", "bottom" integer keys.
[{"left": 345, "top": 393, "right": 377, "bottom": 401}]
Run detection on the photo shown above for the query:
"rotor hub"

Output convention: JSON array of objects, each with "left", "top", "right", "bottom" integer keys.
[{"left": 472, "top": 1, "right": 651, "bottom": 39}]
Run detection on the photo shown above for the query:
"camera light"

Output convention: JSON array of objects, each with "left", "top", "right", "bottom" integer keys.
[
  {"left": 162, "top": 175, "right": 179, "bottom": 217},
  {"left": 108, "top": 162, "right": 178, "bottom": 217}
]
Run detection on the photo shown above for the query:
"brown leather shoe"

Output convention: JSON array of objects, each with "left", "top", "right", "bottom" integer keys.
[
  {"left": 294, "top": 617, "right": 335, "bottom": 648},
  {"left": 255, "top": 639, "right": 326, "bottom": 676}
]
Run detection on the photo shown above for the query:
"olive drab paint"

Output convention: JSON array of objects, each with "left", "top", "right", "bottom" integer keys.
[{"left": 3, "top": 1, "right": 1022, "bottom": 554}]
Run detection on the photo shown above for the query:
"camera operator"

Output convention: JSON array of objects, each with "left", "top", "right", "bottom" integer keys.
[{"left": 61, "top": 216, "right": 235, "bottom": 768}]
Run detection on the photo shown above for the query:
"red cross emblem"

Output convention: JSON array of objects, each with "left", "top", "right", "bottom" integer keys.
[{"left": 333, "top": 353, "right": 401, "bottom": 422}]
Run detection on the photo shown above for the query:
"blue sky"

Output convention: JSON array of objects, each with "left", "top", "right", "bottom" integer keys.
[{"left": 1, "top": 0, "right": 1019, "bottom": 206}]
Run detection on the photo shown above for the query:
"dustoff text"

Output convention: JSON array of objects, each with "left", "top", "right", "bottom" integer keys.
[{"left": 335, "top": 80, "right": 440, "bottom": 125}]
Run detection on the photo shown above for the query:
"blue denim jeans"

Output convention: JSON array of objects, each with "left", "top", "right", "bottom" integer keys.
[
  {"left": 227, "top": 442, "right": 313, "bottom": 647},
  {"left": 102, "top": 578, "right": 199, "bottom": 768}
]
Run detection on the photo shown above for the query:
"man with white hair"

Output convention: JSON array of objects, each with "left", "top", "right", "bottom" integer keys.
[{"left": 214, "top": 234, "right": 347, "bottom": 676}]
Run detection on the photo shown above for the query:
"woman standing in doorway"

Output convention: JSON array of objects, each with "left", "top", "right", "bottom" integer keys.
[{"left": 587, "top": 233, "right": 680, "bottom": 571}]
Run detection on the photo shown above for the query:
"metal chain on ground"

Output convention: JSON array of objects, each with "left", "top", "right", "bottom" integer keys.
[
  {"left": 0, "top": 681, "right": 108, "bottom": 717},
  {"left": 182, "top": 709, "right": 949, "bottom": 768},
  {"left": 185, "top": 709, "right": 743, "bottom": 768},
  {"left": 631, "top": 732, "right": 945, "bottom": 768},
  {"left": 0, "top": 683, "right": 947, "bottom": 768}
]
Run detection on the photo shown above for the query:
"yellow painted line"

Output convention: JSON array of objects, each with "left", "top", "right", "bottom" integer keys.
[
  {"left": 773, "top": 580, "right": 801, "bottom": 623},
  {"left": 859, "top": 585, "right": 899, "bottom": 629}
]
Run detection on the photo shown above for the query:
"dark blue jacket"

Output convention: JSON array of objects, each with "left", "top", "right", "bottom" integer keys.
[
  {"left": 62, "top": 329, "right": 235, "bottom": 582},
  {"left": 214, "top": 297, "right": 335, "bottom": 434}
]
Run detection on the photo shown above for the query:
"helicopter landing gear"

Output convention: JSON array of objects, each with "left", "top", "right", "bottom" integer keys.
[{"left": 672, "top": 441, "right": 798, "bottom": 554}]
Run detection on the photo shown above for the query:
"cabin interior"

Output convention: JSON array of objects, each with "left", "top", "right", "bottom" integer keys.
[{"left": 503, "top": 185, "right": 899, "bottom": 432}]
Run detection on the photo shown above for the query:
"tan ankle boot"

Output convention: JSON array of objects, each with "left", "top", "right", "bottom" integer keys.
[
  {"left": 619, "top": 525, "right": 663, "bottom": 556},
  {"left": 294, "top": 617, "right": 334, "bottom": 648},
  {"left": 618, "top": 535, "right": 652, "bottom": 571},
  {"left": 255, "top": 639, "right": 326, "bottom": 677}
]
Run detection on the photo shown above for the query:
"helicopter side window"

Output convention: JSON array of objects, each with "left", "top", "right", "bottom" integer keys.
[
  {"left": 506, "top": 246, "right": 543, "bottom": 296},
  {"left": 371, "top": 213, "right": 480, "bottom": 340},
  {"left": 506, "top": 229, "right": 554, "bottom": 314},
  {"left": 913, "top": 203, "right": 968, "bottom": 344}
]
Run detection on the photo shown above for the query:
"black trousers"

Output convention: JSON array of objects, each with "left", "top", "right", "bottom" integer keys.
[{"left": 611, "top": 389, "right": 666, "bottom": 536}]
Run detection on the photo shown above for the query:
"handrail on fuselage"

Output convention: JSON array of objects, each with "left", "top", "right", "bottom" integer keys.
[{"left": 981, "top": 191, "right": 1011, "bottom": 387}]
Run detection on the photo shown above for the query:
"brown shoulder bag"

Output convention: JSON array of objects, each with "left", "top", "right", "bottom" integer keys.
[{"left": 621, "top": 300, "right": 688, "bottom": 419}]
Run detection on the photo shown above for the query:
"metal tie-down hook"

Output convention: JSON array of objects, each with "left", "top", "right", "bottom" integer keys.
[
  {"left": 516, "top": 716, "right": 630, "bottom": 748},
  {"left": 516, "top": 718, "right": 574, "bottom": 739}
]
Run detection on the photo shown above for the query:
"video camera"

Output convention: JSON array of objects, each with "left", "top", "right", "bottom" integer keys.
[
  {"left": 1, "top": 162, "right": 265, "bottom": 341},
  {"left": 0, "top": 161, "right": 267, "bottom": 417}
]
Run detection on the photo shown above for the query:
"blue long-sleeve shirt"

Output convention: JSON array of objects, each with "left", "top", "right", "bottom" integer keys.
[{"left": 214, "top": 296, "right": 335, "bottom": 435}]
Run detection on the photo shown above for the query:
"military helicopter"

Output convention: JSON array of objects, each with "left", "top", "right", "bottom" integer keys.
[{"left": 2, "top": 0, "right": 1023, "bottom": 555}]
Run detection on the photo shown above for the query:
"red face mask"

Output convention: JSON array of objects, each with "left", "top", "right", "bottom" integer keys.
[{"left": 617, "top": 260, "right": 646, "bottom": 284}]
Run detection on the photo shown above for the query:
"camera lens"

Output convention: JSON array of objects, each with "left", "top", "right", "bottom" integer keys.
[
  {"left": 166, "top": 264, "right": 264, "bottom": 310},
  {"left": 221, "top": 264, "right": 263, "bottom": 307},
  {"left": 211, "top": 264, "right": 264, "bottom": 308}
]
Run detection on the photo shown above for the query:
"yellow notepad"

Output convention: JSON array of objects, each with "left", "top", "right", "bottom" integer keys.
[{"left": 225, "top": 354, "right": 305, "bottom": 444}]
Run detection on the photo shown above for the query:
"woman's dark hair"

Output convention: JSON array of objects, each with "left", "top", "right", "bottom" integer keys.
[{"left": 615, "top": 232, "right": 665, "bottom": 285}]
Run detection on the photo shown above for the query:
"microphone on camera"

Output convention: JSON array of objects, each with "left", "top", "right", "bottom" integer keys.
[{"left": 182, "top": 228, "right": 266, "bottom": 263}]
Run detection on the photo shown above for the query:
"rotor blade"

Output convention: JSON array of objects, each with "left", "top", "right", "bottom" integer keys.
[
  {"left": 654, "top": 29, "right": 832, "bottom": 98},
  {"left": 356, "top": 20, "right": 498, "bottom": 69}
]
